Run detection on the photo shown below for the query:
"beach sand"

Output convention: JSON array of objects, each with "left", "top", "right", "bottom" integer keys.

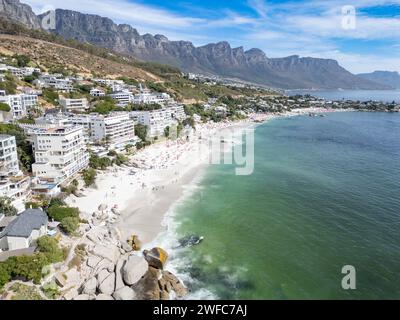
[
  {"left": 66, "top": 108, "right": 329, "bottom": 247},
  {"left": 66, "top": 120, "right": 251, "bottom": 246}
]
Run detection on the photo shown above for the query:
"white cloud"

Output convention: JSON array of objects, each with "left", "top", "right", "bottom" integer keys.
[
  {"left": 24, "top": 0, "right": 204, "bottom": 29},
  {"left": 248, "top": 0, "right": 269, "bottom": 18}
]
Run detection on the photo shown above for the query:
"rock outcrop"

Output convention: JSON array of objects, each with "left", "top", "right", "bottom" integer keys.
[
  {"left": 122, "top": 254, "right": 148, "bottom": 286},
  {"left": 0, "top": 0, "right": 41, "bottom": 29}
]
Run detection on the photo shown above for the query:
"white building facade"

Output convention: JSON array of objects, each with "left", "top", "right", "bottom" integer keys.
[
  {"left": 30, "top": 126, "right": 89, "bottom": 184},
  {"left": 90, "top": 113, "right": 136, "bottom": 148},
  {"left": 59, "top": 97, "right": 89, "bottom": 112}
]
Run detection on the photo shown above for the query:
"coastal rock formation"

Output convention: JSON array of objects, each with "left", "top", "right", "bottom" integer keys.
[
  {"left": 82, "top": 277, "right": 97, "bottom": 295},
  {"left": 122, "top": 255, "right": 148, "bottom": 285},
  {"left": 113, "top": 286, "right": 136, "bottom": 300},
  {"left": 98, "top": 272, "right": 116, "bottom": 295},
  {"left": 143, "top": 247, "right": 168, "bottom": 270},
  {"left": 57, "top": 223, "right": 187, "bottom": 301},
  {"left": 91, "top": 244, "right": 120, "bottom": 264}
]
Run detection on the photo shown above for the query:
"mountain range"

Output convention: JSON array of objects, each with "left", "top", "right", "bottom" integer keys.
[
  {"left": 357, "top": 71, "right": 400, "bottom": 89},
  {"left": 0, "top": 0, "right": 396, "bottom": 90}
]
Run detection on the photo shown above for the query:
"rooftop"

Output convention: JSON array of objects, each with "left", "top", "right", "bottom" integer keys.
[{"left": 0, "top": 209, "right": 48, "bottom": 238}]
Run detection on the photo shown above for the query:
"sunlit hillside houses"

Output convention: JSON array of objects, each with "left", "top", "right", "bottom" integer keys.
[
  {"left": 108, "top": 90, "right": 134, "bottom": 107},
  {"left": 0, "top": 135, "right": 31, "bottom": 213},
  {"left": 34, "top": 74, "right": 73, "bottom": 92},
  {"left": 0, "top": 64, "right": 41, "bottom": 79},
  {"left": 59, "top": 97, "right": 89, "bottom": 112},
  {"left": 90, "top": 88, "right": 106, "bottom": 97},
  {"left": 0, "top": 91, "right": 39, "bottom": 119}
]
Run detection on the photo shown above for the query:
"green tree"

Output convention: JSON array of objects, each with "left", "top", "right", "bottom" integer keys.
[
  {"left": 42, "top": 88, "right": 59, "bottom": 105},
  {"left": 14, "top": 54, "right": 30, "bottom": 67},
  {"left": 164, "top": 126, "right": 170, "bottom": 138},
  {"left": 0, "top": 102, "right": 11, "bottom": 112},
  {"left": 82, "top": 168, "right": 97, "bottom": 187},
  {"left": 0, "top": 196, "right": 17, "bottom": 216},
  {"left": 135, "top": 124, "right": 148, "bottom": 141}
]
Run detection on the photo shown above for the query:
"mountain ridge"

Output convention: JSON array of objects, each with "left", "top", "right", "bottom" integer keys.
[
  {"left": 0, "top": 0, "right": 392, "bottom": 90},
  {"left": 358, "top": 71, "right": 400, "bottom": 89}
]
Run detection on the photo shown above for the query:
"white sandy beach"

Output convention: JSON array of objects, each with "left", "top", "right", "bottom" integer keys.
[
  {"left": 65, "top": 108, "right": 337, "bottom": 247},
  {"left": 65, "top": 119, "right": 255, "bottom": 246}
]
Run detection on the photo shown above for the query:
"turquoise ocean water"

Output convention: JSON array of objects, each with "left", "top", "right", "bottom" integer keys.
[{"left": 161, "top": 112, "right": 400, "bottom": 299}]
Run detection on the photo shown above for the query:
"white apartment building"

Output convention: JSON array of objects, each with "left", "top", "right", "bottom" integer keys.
[
  {"left": 59, "top": 97, "right": 89, "bottom": 112},
  {"left": 90, "top": 88, "right": 105, "bottom": 97},
  {"left": 36, "top": 74, "right": 73, "bottom": 92},
  {"left": 90, "top": 113, "right": 136, "bottom": 148},
  {"left": 30, "top": 126, "right": 89, "bottom": 184},
  {"left": 169, "top": 105, "right": 187, "bottom": 121},
  {"left": 108, "top": 91, "right": 133, "bottom": 107},
  {"left": 130, "top": 109, "right": 176, "bottom": 138},
  {"left": 93, "top": 79, "right": 124, "bottom": 87},
  {"left": 0, "top": 94, "right": 38, "bottom": 119},
  {"left": 132, "top": 92, "right": 172, "bottom": 105},
  {"left": 0, "top": 135, "right": 20, "bottom": 177},
  {"left": 0, "top": 135, "right": 30, "bottom": 213}
]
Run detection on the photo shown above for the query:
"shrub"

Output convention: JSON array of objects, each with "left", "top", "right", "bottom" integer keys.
[
  {"left": 60, "top": 217, "right": 80, "bottom": 235},
  {"left": 0, "top": 102, "right": 11, "bottom": 112},
  {"left": 47, "top": 205, "right": 79, "bottom": 222},
  {"left": 37, "top": 236, "right": 64, "bottom": 263},
  {"left": 0, "top": 196, "right": 17, "bottom": 216},
  {"left": 0, "top": 264, "right": 11, "bottom": 289}
]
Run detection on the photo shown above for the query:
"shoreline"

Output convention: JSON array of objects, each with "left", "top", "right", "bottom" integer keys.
[{"left": 66, "top": 107, "right": 348, "bottom": 249}]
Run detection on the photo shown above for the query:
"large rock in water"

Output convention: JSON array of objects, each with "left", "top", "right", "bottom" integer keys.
[
  {"left": 134, "top": 266, "right": 162, "bottom": 300},
  {"left": 122, "top": 255, "right": 148, "bottom": 286},
  {"left": 143, "top": 248, "right": 168, "bottom": 270}
]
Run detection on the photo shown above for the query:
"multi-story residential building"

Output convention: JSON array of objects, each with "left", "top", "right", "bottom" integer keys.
[
  {"left": 93, "top": 79, "right": 124, "bottom": 87},
  {"left": 108, "top": 91, "right": 133, "bottom": 107},
  {"left": 0, "top": 94, "right": 39, "bottom": 119},
  {"left": 90, "top": 112, "right": 137, "bottom": 148},
  {"left": 132, "top": 92, "right": 172, "bottom": 105},
  {"left": 29, "top": 126, "right": 89, "bottom": 185},
  {"left": 0, "top": 135, "right": 20, "bottom": 177},
  {"left": 59, "top": 97, "right": 89, "bottom": 112},
  {"left": 169, "top": 105, "right": 187, "bottom": 121},
  {"left": 4, "top": 66, "right": 40, "bottom": 79},
  {"left": 130, "top": 109, "right": 176, "bottom": 138},
  {"left": 0, "top": 135, "right": 30, "bottom": 213},
  {"left": 90, "top": 88, "right": 105, "bottom": 97},
  {"left": 35, "top": 74, "right": 73, "bottom": 92}
]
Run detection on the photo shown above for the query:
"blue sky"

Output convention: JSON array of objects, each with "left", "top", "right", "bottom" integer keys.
[{"left": 25, "top": 0, "right": 400, "bottom": 73}]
